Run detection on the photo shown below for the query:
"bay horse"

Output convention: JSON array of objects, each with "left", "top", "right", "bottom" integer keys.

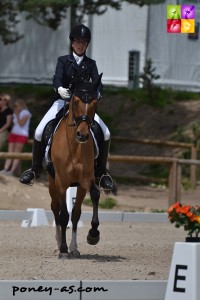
[{"left": 48, "top": 74, "right": 102, "bottom": 258}]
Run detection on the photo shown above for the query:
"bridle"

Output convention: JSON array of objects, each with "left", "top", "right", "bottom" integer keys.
[{"left": 68, "top": 88, "right": 97, "bottom": 128}]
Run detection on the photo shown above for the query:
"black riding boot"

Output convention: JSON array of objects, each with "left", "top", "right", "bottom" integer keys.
[
  {"left": 20, "top": 139, "right": 43, "bottom": 184},
  {"left": 95, "top": 139, "right": 117, "bottom": 194}
]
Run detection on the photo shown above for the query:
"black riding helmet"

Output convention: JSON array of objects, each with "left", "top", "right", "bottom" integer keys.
[{"left": 69, "top": 24, "right": 91, "bottom": 43}]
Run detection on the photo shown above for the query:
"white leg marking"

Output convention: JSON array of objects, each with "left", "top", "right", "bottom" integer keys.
[
  {"left": 55, "top": 225, "right": 61, "bottom": 250},
  {"left": 69, "top": 230, "right": 80, "bottom": 256}
]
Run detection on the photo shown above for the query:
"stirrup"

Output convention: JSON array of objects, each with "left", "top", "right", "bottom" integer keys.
[
  {"left": 99, "top": 172, "right": 117, "bottom": 195},
  {"left": 99, "top": 173, "right": 111, "bottom": 189},
  {"left": 98, "top": 172, "right": 117, "bottom": 195}
]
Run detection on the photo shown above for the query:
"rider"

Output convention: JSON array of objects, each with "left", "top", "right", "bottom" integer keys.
[{"left": 20, "top": 24, "right": 116, "bottom": 192}]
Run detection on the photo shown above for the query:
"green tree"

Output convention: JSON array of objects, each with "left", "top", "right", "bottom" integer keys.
[
  {"left": 139, "top": 58, "right": 160, "bottom": 105},
  {"left": 0, "top": 0, "right": 164, "bottom": 44},
  {"left": 139, "top": 58, "right": 160, "bottom": 90}
]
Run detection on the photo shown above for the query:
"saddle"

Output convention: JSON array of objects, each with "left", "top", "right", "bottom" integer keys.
[
  {"left": 41, "top": 111, "right": 63, "bottom": 178},
  {"left": 41, "top": 110, "right": 102, "bottom": 179}
]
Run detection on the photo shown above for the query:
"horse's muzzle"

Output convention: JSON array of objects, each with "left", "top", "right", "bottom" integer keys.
[{"left": 76, "top": 131, "right": 89, "bottom": 143}]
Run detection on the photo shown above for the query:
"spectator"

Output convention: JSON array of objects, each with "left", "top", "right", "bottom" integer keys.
[
  {"left": 0, "top": 100, "right": 32, "bottom": 176},
  {"left": 0, "top": 93, "right": 13, "bottom": 150}
]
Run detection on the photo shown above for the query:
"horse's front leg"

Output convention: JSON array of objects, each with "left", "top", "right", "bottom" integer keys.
[
  {"left": 48, "top": 175, "right": 62, "bottom": 252},
  {"left": 59, "top": 198, "right": 69, "bottom": 258},
  {"left": 49, "top": 178, "right": 69, "bottom": 258},
  {"left": 87, "top": 183, "right": 100, "bottom": 245},
  {"left": 69, "top": 186, "right": 86, "bottom": 257}
]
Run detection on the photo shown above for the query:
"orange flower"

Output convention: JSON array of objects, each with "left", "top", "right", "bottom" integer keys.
[
  {"left": 190, "top": 215, "right": 197, "bottom": 222},
  {"left": 180, "top": 206, "right": 191, "bottom": 214},
  {"left": 168, "top": 202, "right": 181, "bottom": 213},
  {"left": 167, "top": 202, "right": 200, "bottom": 237},
  {"left": 176, "top": 207, "right": 182, "bottom": 214},
  {"left": 186, "top": 212, "right": 193, "bottom": 218},
  {"left": 167, "top": 207, "right": 173, "bottom": 213},
  {"left": 173, "top": 202, "right": 181, "bottom": 209}
]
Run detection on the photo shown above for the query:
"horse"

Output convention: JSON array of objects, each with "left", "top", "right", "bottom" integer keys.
[{"left": 48, "top": 74, "right": 102, "bottom": 258}]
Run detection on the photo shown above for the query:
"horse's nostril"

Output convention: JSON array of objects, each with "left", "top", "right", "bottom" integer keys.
[
  {"left": 77, "top": 131, "right": 81, "bottom": 138},
  {"left": 76, "top": 131, "right": 89, "bottom": 142}
]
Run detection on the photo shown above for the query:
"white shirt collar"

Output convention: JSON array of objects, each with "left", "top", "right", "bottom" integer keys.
[{"left": 73, "top": 52, "right": 84, "bottom": 65}]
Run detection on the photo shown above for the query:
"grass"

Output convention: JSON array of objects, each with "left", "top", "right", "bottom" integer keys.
[
  {"left": 1, "top": 83, "right": 200, "bottom": 135},
  {"left": 3, "top": 83, "right": 200, "bottom": 106},
  {"left": 0, "top": 84, "right": 53, "bottom": 99},
  {"left": 104, "top": 85, "right": 200, "bottom": 108},
  {"left": 151, "top": 209, "right": 166, "bottom": 213},
  {"left": 99, "top": 197, "right": 117, "bottom": 209},
  {"left": 83, "top": 198, "right": 92, "bottom": 206},
  {"left": 83, "top": 197, "right": 117, "bottom": 209}
]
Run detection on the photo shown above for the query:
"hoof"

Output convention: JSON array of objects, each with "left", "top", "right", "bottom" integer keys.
[
  {"left": 69, "top": 250, "right": 80, "bottom": 258},
  {"left": 59, "top": 252, "right": 69, "bottom": 259},
  {"left": 87, "top": 230, "right": 100, "bottom": 245}
]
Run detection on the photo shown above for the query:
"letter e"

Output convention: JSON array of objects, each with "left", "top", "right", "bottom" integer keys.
[{"left": 173, "top": 264, "right": 188, "bottom": 293}]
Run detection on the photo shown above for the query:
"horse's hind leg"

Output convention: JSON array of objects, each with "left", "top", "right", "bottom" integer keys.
[
  {"left": 69, "top": 186, "right": 86, "bottom": 257},
  {"left": 87, "top": 183, "right": 100, "bottom": 245}
]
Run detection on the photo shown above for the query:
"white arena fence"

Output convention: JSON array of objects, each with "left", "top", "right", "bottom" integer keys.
[
  {"left": 0, "top": 280, "right": 167, "bottom": 300},
  {"left": 0, "top": 210, "right": 168, "bottom": 226}
]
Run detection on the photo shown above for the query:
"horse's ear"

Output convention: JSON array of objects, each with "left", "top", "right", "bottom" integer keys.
[{"left": 95, "top": 73, "right": 103, "bottom": 90}]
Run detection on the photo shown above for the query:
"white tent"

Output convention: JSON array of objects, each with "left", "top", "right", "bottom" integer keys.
[
  {"left": 147, "top": 0, "right": 200, "bottom": 91},
  {"left": 90, "top": 2, "right": 148, "bottom": 86},
  {"left": 1, "top": 1, "right": 199, "bottom": 91},
  {"left": 0, "top": 3, "right": 147, "bottom": 87},
  {"left": 0, "top": 12, "right": 71, "bottom": 84}
]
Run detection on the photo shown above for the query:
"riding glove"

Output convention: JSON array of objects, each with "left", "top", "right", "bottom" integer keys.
[{"left": 58, "top": 87, "right": 71, "bottom": 99}]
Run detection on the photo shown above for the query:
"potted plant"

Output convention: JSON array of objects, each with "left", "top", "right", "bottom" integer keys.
[{"left": 167, "top": 202, "right": 200, "bottom": 242}]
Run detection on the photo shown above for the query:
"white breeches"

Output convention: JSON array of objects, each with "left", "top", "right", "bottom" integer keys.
[{"left": 34, "top": 99, "right": 110, "bottom": 142}]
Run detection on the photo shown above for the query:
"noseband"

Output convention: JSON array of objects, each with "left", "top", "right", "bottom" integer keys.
[{"left": 69, "top": 87, "right": 98, "bottom": 128}]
